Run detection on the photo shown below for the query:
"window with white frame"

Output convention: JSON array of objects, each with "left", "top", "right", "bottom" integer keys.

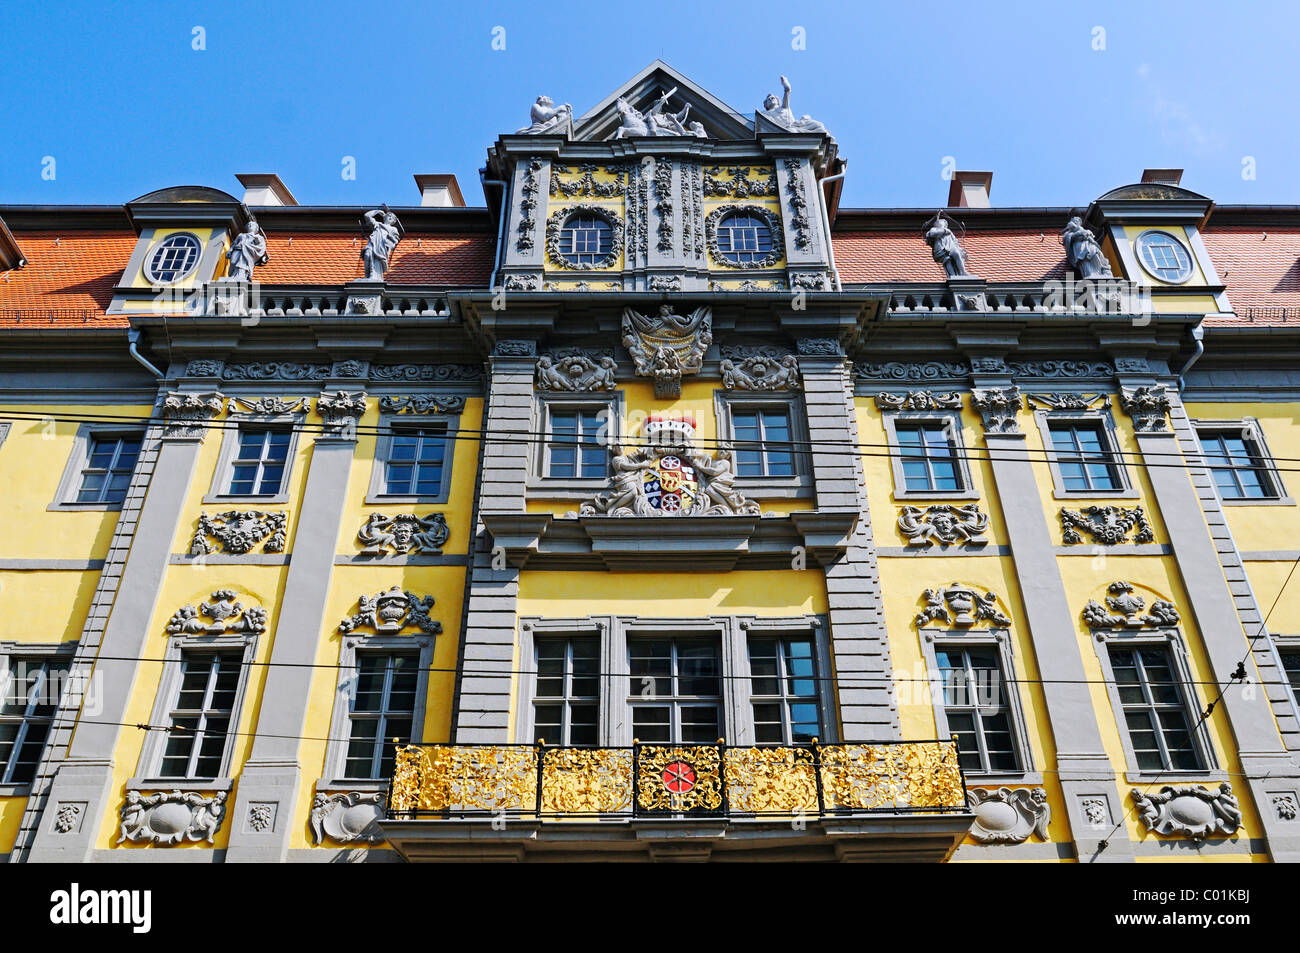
[
  {"left": 534, "top": 637, "right": 600, "bottom": 745},
  {"left": 342, "top": 653, "right": 420, "bottom": 780},
  {"left": 730, "top": 406, "right": 796, "bottom": 479},
  {"left": 0, "top": 657, "right": 69, "bottom": 786},
  {"left": 1197, "top": 424, "right": 1283, "bottom": 501},
  {"left": 1048, "top": 420, "right": 1123, "bottom": 493},
  {"left": 76, "top": 433, "right": 142, "bottom": 504},
  {"left": 628, "top": 638, "right": 723, "bottom": 743},
  {"left": 157, "top": 652, "right": 241, "bottom": 779},
  {"left": 1109, "top": 645, "right": 1202, "bottom": 772},
  {"left": 747, "top": 636, "right": 820, "bottom": 744},
  {"left": 1281, "top": 650, "right": 1300, "bottom": 703},
  {"left": 546, "top": 409, "right": 607, "bottom": 479},
  {"left": 227, "top": 427, "right": 291, "bottom": 496},
  {"left": 934, "top": 646, "right": 1020, "bottom": 773}
]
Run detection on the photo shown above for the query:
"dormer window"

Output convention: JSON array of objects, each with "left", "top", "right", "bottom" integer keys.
[
  {"left": 714, "top": 212, "right": 774, "bottom": 265},
  {"left": 1134, "top": 229, "right": 1193, "bottom": 283},
  {"left": 144, "top": 233, "right": 202, "bottom": 284},
  {"left": 558, "top": 214, "right": 613, "bottom": 266}
]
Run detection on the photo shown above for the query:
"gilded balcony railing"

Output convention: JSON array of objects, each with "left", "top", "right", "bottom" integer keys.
[{"left": 387, "top": 739, "right": 968, "bottom": 819}]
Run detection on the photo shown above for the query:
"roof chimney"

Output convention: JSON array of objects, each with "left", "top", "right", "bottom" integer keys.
[
  {"left": 947, "top": 171, "right": 993, "bottom": 208},
  {"left": 236, "top": 173, "right": 299, "bottom": 207},
  {"left": 1141, "top": 168, "right": 1183, "bottom": 187},
  {"left": 413, "top": 174, "right": 466, "bottom": 208}
]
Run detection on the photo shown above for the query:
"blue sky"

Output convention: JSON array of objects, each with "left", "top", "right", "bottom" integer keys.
[{"left": 2, "top": 0, "right": 1296, "bottom": 209}]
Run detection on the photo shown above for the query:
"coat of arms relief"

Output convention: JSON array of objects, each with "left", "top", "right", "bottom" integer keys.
[{"left": 570, "top": 416, "right": 760, "bottom": 518}]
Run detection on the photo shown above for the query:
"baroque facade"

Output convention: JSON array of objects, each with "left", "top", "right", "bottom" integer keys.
[{"left": 1, "top": 62, "right": 1299, "bottom": 862}]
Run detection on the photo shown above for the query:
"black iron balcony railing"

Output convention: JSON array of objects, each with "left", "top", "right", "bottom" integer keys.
[{"left": 387, "top": 739, "right": 968, "bottom": 819}]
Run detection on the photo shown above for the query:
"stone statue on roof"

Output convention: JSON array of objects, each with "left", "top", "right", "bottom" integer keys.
[
  {"left": 517, "top": 95, "right": 572, "bottom": 135},
  {"left": 361, "top": 207, "right": 401, "bottom": 281},
  {"left": 1061, "top": 216, "right": 1114, "bottom": 279},
  {"left": 761, "top": 76, "right": 827, "bottom": 134},
  {"left": 225, "top": 219, "right": 267, "bottom": 282},
  {"left": 923, "top": 212, "right": 972, "bottom": 278}
]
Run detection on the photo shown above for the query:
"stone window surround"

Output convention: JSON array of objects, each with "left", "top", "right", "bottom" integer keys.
[
  {"left": 318, "top": 632, "right": 436, "bottom": 793},
  {"left": 513, "top": 614, "right": 836, "bottom": 748},
  {"left": 1031, "top": 406, "right": 1139, "bottom": 501},
  {"left": 916, "top": 626, "right": 1040, "bottom": 786},
  {"left": 364, "top": 409, "right": 462, "bottom": 506},
  {"left": 0, "top": 641, "right": 76, "bottom": 796},
  {"left": 714, "top": 391, "right": 813, "bottom": 499},
  {"left": 203, "top": 410, "right": 304, "bottom": 506},
  {"left": 1191, "top": 416, "right": 1294, "bottom": 507},
  {"left": 49, "top": 421, "right": 147, "bottom": 512},
  {"left": 1271, "top": 633, "right": 1300, "bottom": 721},
  {"left": 1090, "top": 626, "right": 1223, "bottom": 785},
  {"left": 879, "top": 408, "right": 979, "bottom": 501},
  {"left": 527, "top": 391, "right": 624, "bottom": 497},
  {"left": 129, "top": 629, "right": 261, "bottom": 792}
]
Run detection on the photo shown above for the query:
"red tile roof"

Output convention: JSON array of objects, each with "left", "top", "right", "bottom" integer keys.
[
  {"left": 833, "top": 229, "right": 1068, "bottom": 283},
  {"left": 258, "top": 232, "right": 493, "bottom": 285},
  {"left": 0, "top": 230, "right": 136, "bottom": 328},
  {"left": 1202, "top": 226, "right": 1300, "bottom": 326}
]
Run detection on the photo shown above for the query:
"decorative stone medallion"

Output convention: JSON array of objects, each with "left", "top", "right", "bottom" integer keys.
[
  {"left": 356, "top": 513, "right": 450, "bottom": 555},
  {"left": 189, "top": 511, "right": 287, "bottom": 555},
  {"left": 338, "top": 586, "right": 440, "bottom": 636},
  {"left": 1131, "top": 783, "right": 1241, "bottom": 840},
  {"left": 117, "top": 790, "right": 227, "bottom": 846},
  {"left": 310, "top": 792, "right": 385, "bottom": 845},
  {"left": 967, "top": 787, "right": 1050, "bottom": 844},
  {"left": 1059, "top": 505, "right": 1153, "bottom": 546}
]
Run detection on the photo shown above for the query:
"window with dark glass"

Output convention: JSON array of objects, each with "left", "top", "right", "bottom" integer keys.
[
  {"left": 628, "top": 638, "right": 722, "bottom": 743},
  {"left": 384, "top": 426, "right": 447, "bottom": 496},
  {"left": 547, "top": 410, "right": 607, "bottom": 479},
  {"left": 343, "top": 653, "right": 419, "bottom": 779},
  {"left": 1049, "top": 421, "right": 1122, "bottom": 492},
  {"left": 159, "top": 653, "right": 240, "bottom": 779},
  {"left": 1279, "top": 650, "right": 1300, "bottom": 703},
  {"left": 0, "top": 658, "right": 68, "bottom": 786},
  {"left": 935, "top": 647, "right": 1018, "bottom": 773},
  {"left": 1109, "top": 646, "right": 1202, "bottom": 771},
  {"left": 228, "top": 428, "right": 291, "bottom": 496},
  {"left": 557, "top": 214, "right": 613, "bottom": 266},
  {"left": 895, "top": 421, "right": 961, "bottom": 492},
  {"left": 748, "top": 637, "right": 820, "bottom": 744},
  {"left": 1198, "top": 429, "right": 1278, "bottom": 500},
  {"left": 534, "top": 637, "right": 600, "bottom": 745},
  {"left": 76, "top": 433, "right": 142, "bottom": 504},
  {"left": 732, "top": 408, "right": 794, "bottom": 478},
  {"left": 145, "top": 233, "right": 202, "bottom": 284},
  {"left": 714, "top": 212, "right": 774, "bottom": 265}
]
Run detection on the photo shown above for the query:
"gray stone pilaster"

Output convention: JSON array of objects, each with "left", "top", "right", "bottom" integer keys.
[
  {"left": 25, "top": 409, "right": 212, "bottom": 862},
  {"left": 799, "top": 344, "right": 899, "bottom": 741},
  {"left": 972, "top": 374, "right": 1134, "bottom": 862},
  {"left": 452, "top": 344, "right": 534, "bottom": 742},
  {"left": 1126, "top": 396, "right": 1300, "bottom": 861},
  {"left": 224, "top": 399, "right": 359, "bottom": 863}
]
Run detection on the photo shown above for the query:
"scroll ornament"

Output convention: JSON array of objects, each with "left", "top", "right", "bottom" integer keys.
[
  {"left": 898, "top": 504, "right": 988, "bottom": 547},
  {"left": 339, "top": 586, "right": 441, "bottom": 636},
  {"left": 1082, "top": 581, "right": 1180, "bottom": 628},
  {"left": 621, "top": 305, "right": 711, "bottom": 399},
  {"left": 1131, "top": 783, "right": 1241, "bottom": 840},
  {"left": 189, "top": 511, "right": 287, "bottom": 555},
  {"left": 357, "top": 512, "right": 450, "bottom": 555},
  {"left": 166, "top": 590, "right": 267, "bottom": 636},
  {"left": 1059, "top": 505, "right": 1153, "bottom": 545},
  {"left": 967, "top": 787, "right": 1050, "bottom": 844},
  {"left": 535, "top": 349, "right": 617, "bottom": 391},
  {"left": 117, "top": 791, "right": 226, "bottom": 846},
  {"left": 310, "top": 792, "right": 385, "bottom": 845},
  {"left": 916, "top": 585, "right": 1011, "bottom": 628}
]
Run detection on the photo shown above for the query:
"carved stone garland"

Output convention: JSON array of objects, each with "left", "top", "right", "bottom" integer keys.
[
  {"left": 783, "top": 158, "right": 813, "bottom": 250},
  {"left": 1081, "top": 581, "right": 1180, "bottom": 629},
  {"left": 338, "top": 586, "right": 441, "bottom": 635},
  {"left": 357, "top": 513, "right": 450, "bottom": 555},
  {"left": 967, "top": 787, "right": 1051, "bottom": 844},
  {"left": 535, "top": 349, "right": 617, "bottom": 392},
  {"left": 166, "top": 590, "right": 267, "bottom": 636},
  {"left": 898, "top": 504, "right": 989, "bottom": 547},
  {"left": 190, "top": 511, "right": 287, "bottom": 555},
  {"left": 874, "top": 391, "right": 962, "bottom": 411},
  {"left": 621, "top": 305, "right": 711, "bottom": 399},
  {"left": 1131, "top": 783, "right": 1241, "bottom": 840},
  {"left": 1059, "top": 505, "right": 1153, "bottom": 545},
  {"left": 378, "top": 395, "right": 467, "bottom": 414},
  {"left": 720, "top": 346, "right": 800, "bottom": 391},
  {"left": 516, "top": 157, "right": 544, "bottom": 253},
  {"left": 915, "top": 585, "right": 1012, "bottom": 628},
  {"left": 117, "top": 790, "right": 226, "bottom": 846},
  {"left": 226, "top": 396, "right": 310, "bottom": 416}
]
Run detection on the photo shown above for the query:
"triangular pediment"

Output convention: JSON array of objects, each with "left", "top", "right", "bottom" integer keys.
[{"left": 572, "top": 60, "right": 755, "bottom": 142}]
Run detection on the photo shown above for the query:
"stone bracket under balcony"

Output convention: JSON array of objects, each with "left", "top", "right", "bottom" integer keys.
[
  {"left": 379, "top": 814, "right": 975, "bottom": 862},
  {"left": 480, "top": 512, "right": 857, "bottom": 571}
]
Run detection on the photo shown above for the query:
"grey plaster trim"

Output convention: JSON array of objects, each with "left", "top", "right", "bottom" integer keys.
[
  {"left": 952, "top": 840, "right": 1075, "bottom": 861},
  {"left": 527, "top": 391, "right": 622, "bottom": 490},
  {"left": 1131, "top": 836, "right": 1265, "bottom": 857},
  {"left": 713, "top": 390, "right": 814, "bottom": 495},
  {"left": 87, "top": 848, "right": 228, "bottom": 863},
  {"left": 1220, "top": 497, "right": 1298, "bottom": 506},
  {"left": 1242, "top": 551, "right": 1300, "bottom": 562},
  {"left": 135, "top": 629, "right": 260, "bottom": 781},
  {"left": 0, "top": 421, "right": 10, "bottom": 449},
  {"left": 285, "top": 847, "right": 403, "bottom": 863},
  {"left": 312, "top": 778, "right": 389, "bottom": 794},
  {"left": 1090, "top": 627, "right": 1220, "bottom": 775},
  {"left": 879, "top": 408, "right": 979, "bottom": 500},
  {"left": 1054, "top": 544, "right": 1171, "bottom": 557},
  {"left": 48, "top": 421, "right": 148, "bottom": 511},
  {"left": 169, "top": 553, "right": 290, "bottom": 566},
  {"left": 1031, "top": 407, "right": 1138, "bottom": 499},
  {"left": 876, "top": 545, "right": 1012, "bottom": 558},
  {"left": 916, "top": 626, "right": 1036, "bottom": 776},
  {"left": 125, "top": 776, "right": 236, "bottom": 793},
  {"left": 334, "top": 553, "right": 470, "bottom": 567},
  {"left": 0, "top": 642, "right": 76, "bottom": 797},
  {"left": 0, "top": 558, "right": 105, "bottom": 571},
  {"left": 202, "top": 412, "right": 304, "bottom": 506},
  {"left": 364, "top": 410, "right": 459, "bottom": 505},
  {"left": 321, "top": 633, "right": 435, "bottom": 785},
  {"left": 1190, "top": 415, "right": 1291, "bottom": 504},
  {"left": 1124, "top": 769, "right": 1229, "bottom": 785}
]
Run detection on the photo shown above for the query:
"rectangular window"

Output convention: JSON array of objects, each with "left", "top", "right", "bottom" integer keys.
[
  {"left": 1049, "top": 421, "right": 1122, "bottom": 492},
  {"left": 747, "top": 637, "right": 821, "bottom": 744},
  {"left": 895, "top": 421, "right": 961, "bottom": 492},
  {"left": 731, "top": 408, "right": 795, "bottom": 478},
  {"left": 1109, "top": 646, "right": 1202, "bottom": 771},
  {"left": 628, "top": 638, "right": 722, "bottom": 743},
  {"left": 0, "top": 659, "right": 68, "bottom": 786},
  {"left": 384, "top": 426, "right": 446, "bottom": 497},
  {"left": 533, "top": 637, "right": 600, "bottom": 745},
  {"left": 228, "top": 428, "right": 291, "bottom": 496},
  {"left": 547, "top": 410, "right": 607, "bottom": 479},
  {"left": 935, "top": 647, "right": 1019, "bottom": 773},
  {"left": 158, "top": 653, "right": 240, "bottom": 779},
  {"left": 1280, "top": 650, "right": 1300, "bottom": 701},
  {"left": 343, "top": 653, "right": 419, "bottom": 779},
  {"left": 1199, "top": 429, "right": 1278, "bottom": 500},
  {"left": 76, "top": 434, "right": 142, "bottom": 504}
]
